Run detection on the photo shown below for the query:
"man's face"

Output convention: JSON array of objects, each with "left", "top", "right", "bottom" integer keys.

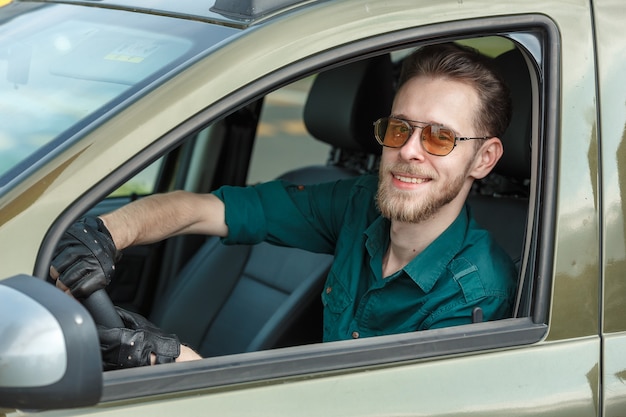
[{"left": 377, "top": 76, "right": 482, "bottom": 223}]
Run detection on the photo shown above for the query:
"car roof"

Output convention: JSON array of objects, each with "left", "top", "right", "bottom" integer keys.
[{"left": 28, "top": 0, "right": 321, "bottom": 27}]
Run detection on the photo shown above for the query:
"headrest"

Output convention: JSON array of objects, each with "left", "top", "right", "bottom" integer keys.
[
  {"left": 304, "top": 55, "right": 394, "bottom": 155},
  {"left": 492, "top": 48, "right": 532, "bottom": 180}
]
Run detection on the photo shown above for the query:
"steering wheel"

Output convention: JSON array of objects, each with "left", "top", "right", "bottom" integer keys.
[{"left": 82, "top": 289, "right": 124, "bottom": 328}]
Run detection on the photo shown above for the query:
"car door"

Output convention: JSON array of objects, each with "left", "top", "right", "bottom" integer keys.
[{"left": 2, "top": 1, "right": 608, "bottom": 416}]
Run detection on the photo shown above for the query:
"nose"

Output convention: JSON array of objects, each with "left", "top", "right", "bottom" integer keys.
[{"left": 398, "top": 128, "right": 427, "bottom": 161}]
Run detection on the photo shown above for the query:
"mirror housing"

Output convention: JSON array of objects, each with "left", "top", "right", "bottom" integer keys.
[{"left": 0, "top": 275, "right": 102, "bottom": 410}]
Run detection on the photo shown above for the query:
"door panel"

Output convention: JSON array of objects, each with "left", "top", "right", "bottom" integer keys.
[{"left": 30, "top": 338, "right": 599, "bottom": 417}]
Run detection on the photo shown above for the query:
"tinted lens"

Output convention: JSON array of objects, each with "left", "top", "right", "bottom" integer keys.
[
  {"left": 375, "top": 118, "right": 411, "bottom": 148},
  {"left": 421, "top": 124, "right": 456, "bottom": 156},
  {"left": 374, "top": 118, "right": 458, "bottom": 155}
]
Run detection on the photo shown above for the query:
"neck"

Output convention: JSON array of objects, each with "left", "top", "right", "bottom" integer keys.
[{"left": 382, "top": 203, "right": 464, "bottom": 278}]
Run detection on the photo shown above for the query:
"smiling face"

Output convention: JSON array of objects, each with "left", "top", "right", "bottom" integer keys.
[{"left": 376, "top": 76, "right": 484, "bottom": 224}]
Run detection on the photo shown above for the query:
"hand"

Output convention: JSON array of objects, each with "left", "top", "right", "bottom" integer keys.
[
  {"left": 98, "top": 307, "right": 180, "bottom": 370},
  {"left": 178, "top": 345, "right": 203, "bottom": 362},
  {"left": 50, "top": 217, "right": 119, "bottom": 299}
]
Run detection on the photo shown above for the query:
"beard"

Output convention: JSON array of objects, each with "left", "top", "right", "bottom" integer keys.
[{"left": 376, "top": 162, "right": 470, "bottom": 224}]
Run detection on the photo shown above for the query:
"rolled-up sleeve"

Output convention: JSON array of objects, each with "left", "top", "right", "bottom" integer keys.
[
  {"left": 212, "top": 179, "right": 356, "bottom": 254},
  {"left": 212, "top": 184, "right": 270, "bottom": 244}
]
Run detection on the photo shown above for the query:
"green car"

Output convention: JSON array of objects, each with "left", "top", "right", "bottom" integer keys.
[{"left": 0, "top": 0, "right": 624, "bottom": 415}]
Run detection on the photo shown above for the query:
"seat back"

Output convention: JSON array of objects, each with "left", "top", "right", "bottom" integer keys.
[
  {"left": 150, "top": 55, "right": 393, "bottom": 356},
  {"left": 467, "top": 47, "right": 532, "bottom": 265}
]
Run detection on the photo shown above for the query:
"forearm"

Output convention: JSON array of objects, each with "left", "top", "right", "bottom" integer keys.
[{"left": 100, "top": 191, "right": 228, "bottom": 250}]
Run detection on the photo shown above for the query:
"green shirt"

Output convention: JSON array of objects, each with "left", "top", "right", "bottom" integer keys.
[{"left": 213, "top": 174, "right": 517, "bottom": 342}]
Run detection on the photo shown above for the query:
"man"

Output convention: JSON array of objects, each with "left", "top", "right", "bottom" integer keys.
[{"left": 51, "top": 42, "right": 517, "bottom": 368}]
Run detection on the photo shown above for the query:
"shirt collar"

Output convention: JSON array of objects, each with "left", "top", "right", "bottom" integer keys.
[{"left": 365, "top": 205, "right": 470, "bottom": 293}]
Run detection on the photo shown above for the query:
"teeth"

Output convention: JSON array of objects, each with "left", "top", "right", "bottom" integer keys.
[{"left": 394, "top": 174, "right": 428, "bottom": 184}]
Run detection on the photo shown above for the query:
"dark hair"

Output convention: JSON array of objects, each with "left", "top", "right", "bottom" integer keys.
[{"left": 398, "top": 42, "right": 511, "bottom": 139}]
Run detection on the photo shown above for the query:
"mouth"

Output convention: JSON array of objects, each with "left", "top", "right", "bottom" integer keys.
[{"left": 392, "top": 173, "right": 431, "bottom": 185}]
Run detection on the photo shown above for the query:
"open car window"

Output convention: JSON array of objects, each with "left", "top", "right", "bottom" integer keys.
[{"left": 37, "top": 15, "right": 557, "bottom": 406}]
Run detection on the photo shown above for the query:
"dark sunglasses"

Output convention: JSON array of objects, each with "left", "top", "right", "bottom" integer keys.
[{"left": 373, "top": 117, "right": 489, "bottom": 156}]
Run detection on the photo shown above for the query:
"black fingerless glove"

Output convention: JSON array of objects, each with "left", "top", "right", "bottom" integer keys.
[
  {"left": 98, "top": 307, "right": 180, "bottom": 370},
  {"left": 51, "top": 216, "right": 120, "bottom": 299}
]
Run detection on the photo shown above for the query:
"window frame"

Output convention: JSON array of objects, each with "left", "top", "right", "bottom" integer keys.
[{"left": 34, "top": 14, "right": 560, "bottom": 403}]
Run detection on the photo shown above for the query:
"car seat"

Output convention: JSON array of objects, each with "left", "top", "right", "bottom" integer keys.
[
  {"left": 467, "top": 46, "right": 532, "bottom": 266},
  {"left": 149, "top": 55, "right": 393, "bottom": 357}
]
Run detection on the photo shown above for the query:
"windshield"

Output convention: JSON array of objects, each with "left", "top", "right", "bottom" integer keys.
[{"left": 0, "top": 3, "right": 237, "bottom": 186}]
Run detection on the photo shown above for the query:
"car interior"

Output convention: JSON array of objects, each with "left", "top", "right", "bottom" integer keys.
[
  {"left": 147, "top": 54, "right": 395, "bottom": 356},
  {"left": 85, "top": 39, "right": 534, "bottom": 360}
]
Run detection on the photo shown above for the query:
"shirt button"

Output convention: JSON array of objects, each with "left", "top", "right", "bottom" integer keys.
[
  {"left": 326, "top": 286, "right": 332, "bottom": 294},
  {"left": 352, "top": 331, "right": 360, "bottom": 339}
]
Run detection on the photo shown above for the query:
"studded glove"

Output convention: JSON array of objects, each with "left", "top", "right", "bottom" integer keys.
[
  {"left": 51, "top": 216, "right": 120, "bottom": 299},
  {"left": 98, "top": 307, "right": 180, "bottom": 370}
]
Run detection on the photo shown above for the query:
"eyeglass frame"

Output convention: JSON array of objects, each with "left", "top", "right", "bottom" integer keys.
[{"left": 373, "top": 116, "right": 492, "bottom": 156}]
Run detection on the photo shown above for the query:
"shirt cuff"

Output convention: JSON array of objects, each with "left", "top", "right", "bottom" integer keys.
[{"left": 211, "top": 184, "right": 276, "bottom": 244}]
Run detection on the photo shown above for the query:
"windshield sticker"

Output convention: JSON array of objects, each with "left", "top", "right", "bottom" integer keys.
[{"left": 105, "top": 41, "right": 160, "bottom": 64}]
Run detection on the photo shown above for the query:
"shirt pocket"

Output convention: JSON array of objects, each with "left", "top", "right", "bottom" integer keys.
[{"left": 321, "top": 274, "right": 352, "bottom": 314}]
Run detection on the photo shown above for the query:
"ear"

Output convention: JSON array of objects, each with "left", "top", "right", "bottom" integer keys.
[{"left": 469, "top": 137, "right": 503, "bottom": 180}]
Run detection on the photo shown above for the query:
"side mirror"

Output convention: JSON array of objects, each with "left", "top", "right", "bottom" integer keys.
[{"left": 0, "top": 275, "right": 102, "bottom": 410}]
